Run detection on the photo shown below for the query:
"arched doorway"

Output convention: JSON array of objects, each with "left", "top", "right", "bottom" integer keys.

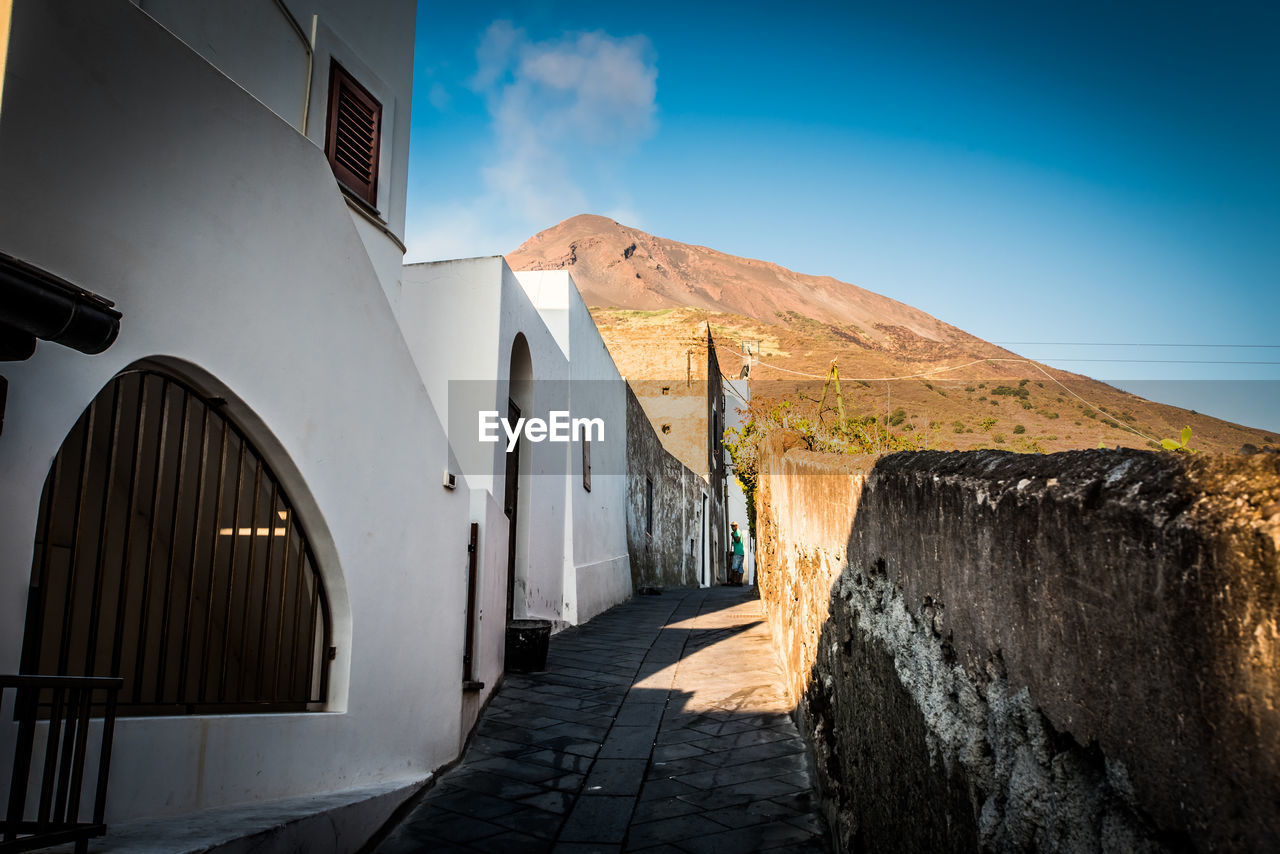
[
  {"left": 504, "top": 334, "right": 533, "bottom": 626},
  {"left": 21, "top": 367, "right": 332, "bottom": 714}
]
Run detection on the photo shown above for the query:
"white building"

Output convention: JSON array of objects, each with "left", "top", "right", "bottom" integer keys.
[
  {"left": 394, "top": 262, "right": 633, "bottom": 729},
  {"left": 0, "top": 2, "right": 641, "bottom": 851}
]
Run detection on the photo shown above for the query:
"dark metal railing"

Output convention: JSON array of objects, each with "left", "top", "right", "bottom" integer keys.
[
  {"left": 22, "top": 368, "right": 331, "bottom": 714},
  {"left": 1, "top": 674, "right": 121, "bottom": 854}
]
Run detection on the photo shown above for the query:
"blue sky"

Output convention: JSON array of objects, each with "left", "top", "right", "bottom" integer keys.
[{"left": 407, "top": 1, "right": 1280, "bottom": 431}]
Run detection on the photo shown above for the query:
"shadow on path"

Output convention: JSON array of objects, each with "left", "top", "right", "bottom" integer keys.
[{"left": 367, "top": 587, "right": 830, "bottom": 853}]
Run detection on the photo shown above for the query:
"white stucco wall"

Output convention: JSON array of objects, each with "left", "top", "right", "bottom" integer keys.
[
  {"left": 516, "top": 271, "right": 632, "bottom": 623},
  {"left": 395, "top": 259, "right": 578, "bottom": 723},
  {"left": 0, "top": 0, "right": 466, "bottom": 823},
  {"left": 131, "top": 0, "right": 416, "bottom": 304}
]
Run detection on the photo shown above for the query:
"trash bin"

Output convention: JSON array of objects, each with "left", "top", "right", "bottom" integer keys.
[{"left": 505, "top": 618, "right": 552, "bottom": 673}]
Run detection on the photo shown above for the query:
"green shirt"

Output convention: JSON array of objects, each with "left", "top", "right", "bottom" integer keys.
[{"left": 732, "top": 530, "right": 744, "bottom": 555}]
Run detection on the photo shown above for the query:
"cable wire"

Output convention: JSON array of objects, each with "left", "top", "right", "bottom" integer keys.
[{"left": 733, "top": 351, "right": 1163, "bottom": 445}]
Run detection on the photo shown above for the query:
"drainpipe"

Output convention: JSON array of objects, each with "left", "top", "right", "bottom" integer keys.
[
  {"left": 0, "top": 252, "right": 122, "bottom": 438},
  {"left": 271, "top": 0, "right": 314, "bottom": 135},
  {"left": 0, "top": 252, "right": 121, "bottom": 357}
]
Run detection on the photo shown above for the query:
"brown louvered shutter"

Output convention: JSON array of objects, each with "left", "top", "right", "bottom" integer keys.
[{"left": 324, "top": 61, "right": 381, "bottom": 207}]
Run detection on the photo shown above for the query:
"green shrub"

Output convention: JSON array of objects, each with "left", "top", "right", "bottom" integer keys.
[
  {"left": 978, "top": 417, "right": 998, "bottom": 431},
  {"left": 993, "top": 433, "right": 1006, "bottom": 443},
  {"left": 992, "top": 385, "right": 1030, "bottom": 399},
  {"left": 1013, "top": 424, "right": 1026, "bottom": 434}
]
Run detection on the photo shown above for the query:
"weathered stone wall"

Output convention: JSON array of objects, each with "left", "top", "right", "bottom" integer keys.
[
  {"left": 757, "top": 434, "right": 1280, "bottom": 852},
  {"left": 626, "top": 383, "right": 704, "bottom": 590}
]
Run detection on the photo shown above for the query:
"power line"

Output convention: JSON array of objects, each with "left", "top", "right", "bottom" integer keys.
[
  {"left": 1029, "top": 359, "right": 1280, "bottom": 365},
  {"left": 997, "top": 342, "right": 1280, "bottom": 348},
  {"left": 737, "top": 353, "right": 1162, "bottom": 444}
]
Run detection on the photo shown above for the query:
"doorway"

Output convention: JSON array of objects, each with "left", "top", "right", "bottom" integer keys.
[{"left": 503, "top": 397, "right": 520, "bottom": 622}]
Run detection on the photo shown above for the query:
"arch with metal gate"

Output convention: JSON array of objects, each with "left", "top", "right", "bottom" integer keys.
[{"left": 21, "top": 366, "right": 333, "bottom": 715}]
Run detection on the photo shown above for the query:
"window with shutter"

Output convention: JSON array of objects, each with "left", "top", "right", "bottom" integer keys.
[{"left": 324, "top": 61, "right": 381, "bottom": 208}]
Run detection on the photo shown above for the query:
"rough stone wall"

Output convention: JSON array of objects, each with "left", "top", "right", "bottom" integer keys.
[
  {"left": 704, "top": 325, "right": 728, "bottom": 584},
  {"left": 626, "top": 383, "right": 703, "bottom": 590},
  {"left": 756, "top": 435, "right": 1280, "bottom": 852}
]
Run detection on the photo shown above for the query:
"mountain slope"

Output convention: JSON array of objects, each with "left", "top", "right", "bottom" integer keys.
[{"left": 507, "top": 215, "right": 1276, "bottom": 455}]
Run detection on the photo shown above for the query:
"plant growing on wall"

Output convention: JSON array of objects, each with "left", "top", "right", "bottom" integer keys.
[
  {"left": 724, "top": 367, "right": 924, "bottom": 538},
  {"left": 1160, "top": 426, "right": 1197, "bottom": 454},
  {"left": 724, "top": 419, "right": 760, "bottom": 539}
]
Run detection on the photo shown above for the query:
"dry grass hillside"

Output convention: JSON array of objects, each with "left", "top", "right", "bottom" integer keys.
[{"left": 509, "top": 215, "right": 1276, "bottom": 454}]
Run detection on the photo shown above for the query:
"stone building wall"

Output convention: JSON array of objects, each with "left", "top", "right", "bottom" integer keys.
[
  {"left": 756, "top": 434, "right": 1280, "bottom": 852},
  {"left": 626, "top": 383, "right": 704, "bottom": 590}
]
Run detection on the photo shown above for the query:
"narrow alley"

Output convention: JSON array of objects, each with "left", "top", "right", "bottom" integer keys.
[{"left": 370, "top": 588, "right": 829, "bottom": 853}]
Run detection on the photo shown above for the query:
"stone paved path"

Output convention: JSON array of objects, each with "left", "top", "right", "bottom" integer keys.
[{"left": 371, "top": 587, "right": 829, "bottom": 853}]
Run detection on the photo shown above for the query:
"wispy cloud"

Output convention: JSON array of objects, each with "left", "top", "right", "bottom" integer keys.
[{"left": 406, "top": 22, "right": 657, "bottom": 262}]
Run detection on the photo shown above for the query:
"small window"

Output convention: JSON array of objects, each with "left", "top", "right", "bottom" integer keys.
[
  {"left": 661, "top": 424, "right": 671, "bottom": 434},
  {"left": 582, "top": 436, "right": 591, "bottom": 492},
  {"left": 324, "top": 61, "right": 381, "bottom": 207},
  {"left": 661, "top": 386, "right": 670, "bottom": 396},
  {"left": 645, "top": 477, "right": 654, "bottom": 536}
]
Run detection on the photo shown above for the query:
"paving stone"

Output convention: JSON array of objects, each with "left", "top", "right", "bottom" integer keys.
[
  {"left": 696, "top": 737, "right": 807, "bottom": 767},
  {"left": 614, "top": 702, "right": 667, "bottom": 727},
  {"left": 488, "top": 804, "right": 566, "bottom": 839},
  {"left": 467, "top": 756, "right": 571, "bottom": 785},
  {"left": 533, "top": 720, "right": 612, "bottom": 743},
  {"left": 583, "top": 759, "right": 648, "bottom": 796},
  {"left": 543, "top": 771, "right": 588, "bottom": 792},
  {"left": 646, "top": 755, "right": 718, "bottom": 780},
  {"left": 698, "top": 798, "right": 802, "bottom": 829},
  {"left": 636, "top": 776, "right": 699, "bottom": 800},
  {"left": 477, "top": 831, "right": 554, "bottom": 853},
  {"left": 675, "top": 820, "right": 822, "bottom": 853},
  {"left": 372, "top": 588, "right": 829, "bottom": 854},
  {"left": 783, "top": 812, "right": 827, "bottom": 835},
  {"left": 622, "top": 690, "right": 671, "bottom": 705},
  {"left": 412, "top": 812, "right": 507, "bottom": 844},
  {"left": 623, "top": 813, "right": 729, "bottom": 849},
  {"left": 374, "top": 831, "right": 472, "bottom": 854},
  {"left": 629, "top": 795, "right": 703, "bottom": 824},
  {"left": 684, "top": 728, "right": 793, "bottom": 753},
  {"left": 517, "top": 788, "right": 577, "bottom": 815},
  {"left": 559, "top": 796, "right": 635, "bottom": 842},
  {"left": 651, "top": 741, "right": 708, "bottom": 762},
  {"left": 671, "top": 756, "right": 807, "bottom": 790},
  {"left": 521, "top": 748, "right": 596, "bottom": 774},
  {"left": 598, "top": 725, "right": 659, "bottom": 759},
  {"left": 421, "top": 786, "right": 527, "bottom": 820},
  {"left": 441, "top": 769, "right": 546, "bottom": 801}
]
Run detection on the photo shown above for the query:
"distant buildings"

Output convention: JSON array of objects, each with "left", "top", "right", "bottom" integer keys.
[
  {"left": 0, "top": 1, "right": 723, "bottom": 849},
  {"left": 598, "top": 320, "right": 731, "bottom": 586}
]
